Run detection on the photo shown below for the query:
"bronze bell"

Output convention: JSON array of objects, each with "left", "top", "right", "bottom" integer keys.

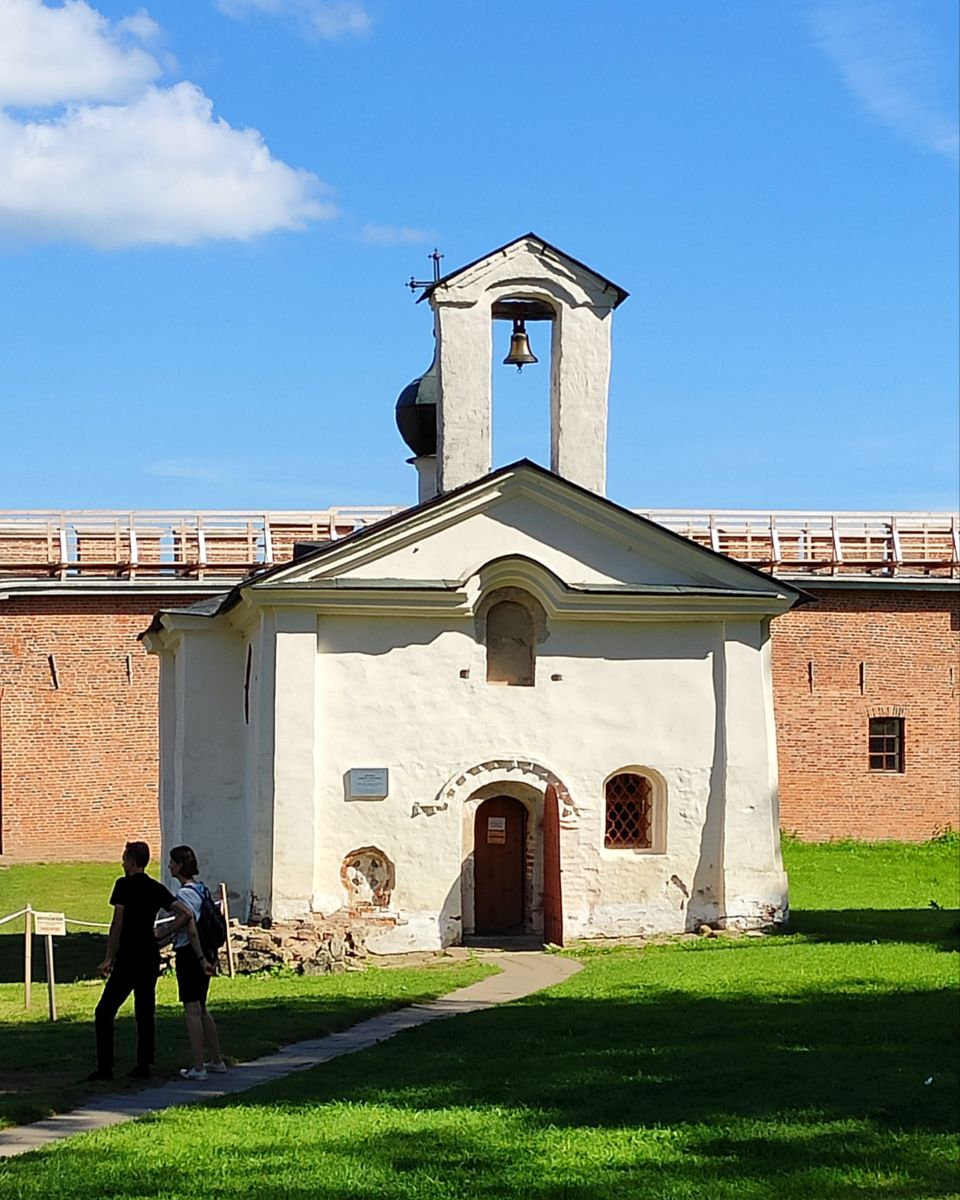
[{"left": 503, "top": 319, "right": 538, "bottom": 371}]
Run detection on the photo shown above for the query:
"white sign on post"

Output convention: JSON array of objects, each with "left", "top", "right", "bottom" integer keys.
[
  {"left": 31, "top": 912, "right": 64, "bottom": 1021},
  {"left": 33, "top": 912, "right": 66, "bottom": 937}
]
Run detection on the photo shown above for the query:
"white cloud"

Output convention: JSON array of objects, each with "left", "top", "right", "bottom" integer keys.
[
  {"left": 0, "top": 82, "right": 336, "bottom": 247},
  {"left": 810, "top": 0, "right": 959, "bottom": 163},
  {"left": 0, "top": 0, "right": 337, "bottom": 247},
  {"left": 216, "top": 0, "right": 370, "bottom": 39},
  {"left": 0, "top": 0, "right": 162, "bottom": 105},
  {"left": 116, "top": 10, "right": 162, "bottom": 42},
  {"left": 361, "top": 223, "right": 433, "bottom": 246}
]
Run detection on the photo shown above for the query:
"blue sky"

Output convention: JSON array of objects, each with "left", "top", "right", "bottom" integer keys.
[{"left": 2, "top": 0, "right": 957, "bottom": 514}]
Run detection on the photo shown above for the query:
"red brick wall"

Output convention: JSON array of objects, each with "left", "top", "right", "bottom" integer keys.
[
  {"left": 771, "top": 588, "right": 960, "bottom": 841},
  {"left": 0, "top": 594, "right": 209, "bottom": 861}
]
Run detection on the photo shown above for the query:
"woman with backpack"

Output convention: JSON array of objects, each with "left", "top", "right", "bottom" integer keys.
[{"left": 163, "top": 844, "right": 227, "bottom": 1081}]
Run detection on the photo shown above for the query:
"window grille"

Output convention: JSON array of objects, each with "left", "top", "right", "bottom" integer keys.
[
  {"left": 869, "top": 717, "right": 904, "bottom": 772},
  {"left": 604, "top": 773, "right": 653, "bottom": 848}
]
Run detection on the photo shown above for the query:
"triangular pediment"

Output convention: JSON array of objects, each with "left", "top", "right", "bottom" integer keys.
[
  {"left": 418, "top": 233, "right": 628, "bottom": 309},
  {"left": 244, "top": 463, "right": 801, "bottom": 618}
]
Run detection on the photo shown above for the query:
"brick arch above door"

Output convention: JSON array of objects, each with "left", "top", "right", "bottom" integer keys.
[{"left": 435, "top": 758, "right": 579, "bottom": 828}]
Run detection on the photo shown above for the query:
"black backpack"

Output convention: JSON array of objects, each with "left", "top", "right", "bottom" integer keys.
[{"left": 188, "top": 881, "right": 227, "bottom": 960}]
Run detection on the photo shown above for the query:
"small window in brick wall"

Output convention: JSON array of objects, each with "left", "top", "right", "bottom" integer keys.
[
  {"left": 869, "top": 717, "right": 904, "bottom": 772},
  {"left": 604, "top": 773, "right": 653, "bottom": 848}
]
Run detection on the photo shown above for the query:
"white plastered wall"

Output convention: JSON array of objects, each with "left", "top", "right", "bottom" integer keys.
[
  {"left": 165, "top": 625, "right": 246, "bottom": 908},
  {"left": 548, "top": 304, "right": 612, "bottom": 491},
  {"left": 243, "top": 615, "right": 273, "bottom": 921},
  {"left": 268, "top": 608, "right": 321, "bottom": 920},
  {"left": 719, "top": 619, "right": 788, "bottom": 925},
  {"left": 307, "top": 610, "right": 761, "bottom": 949},
  {"left": 156, "top": 597, "right": 787, "bottom": 945}
]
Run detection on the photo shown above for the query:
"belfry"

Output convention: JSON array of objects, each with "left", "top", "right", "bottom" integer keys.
[{"left": 396, "top": 233, "right": 628, "bottom": 500}]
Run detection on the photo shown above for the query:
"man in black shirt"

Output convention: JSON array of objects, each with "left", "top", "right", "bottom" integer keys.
[{"left": 87, "top": 840, "right": 194, "bottom": 1082}]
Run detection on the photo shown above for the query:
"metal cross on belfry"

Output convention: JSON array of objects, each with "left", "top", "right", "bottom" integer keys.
[{"left": 407, "top": 248, "right": 444, "bottom": 293}]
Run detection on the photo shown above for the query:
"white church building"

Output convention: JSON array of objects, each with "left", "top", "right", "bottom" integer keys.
[{"left": 143, "top": 235, "right": 801, "bottom": 951}]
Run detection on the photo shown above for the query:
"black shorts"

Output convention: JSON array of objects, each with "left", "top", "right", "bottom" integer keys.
[{"left": 175, "top": 947, "right": 211, "bottom": 1006}]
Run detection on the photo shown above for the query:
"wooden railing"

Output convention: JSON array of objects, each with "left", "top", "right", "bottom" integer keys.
[
  {"left": 0, "top": 507, "right": 957, "bottom": 580},
  {"left": 633, "top": 510, "right": 960, "bottom": 578},
  {"left": 0, "top": 508, "right": 401, "bottom": 580}
]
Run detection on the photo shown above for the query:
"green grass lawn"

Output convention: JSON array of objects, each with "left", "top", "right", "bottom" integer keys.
[
  {"left": 784, "top": 833, "right": 960, "bottom": 909},
  {"left": 0, "top": 861, "right": 119, "bottom": 927},
  {"left": 1, "top": 840, "right": 957, "bottom": 1199}
]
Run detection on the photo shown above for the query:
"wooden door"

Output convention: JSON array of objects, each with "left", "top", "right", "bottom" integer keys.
[
  {"left": 474, "top": 796, "right": 526, "bottom": 933},
  {"left": 542, "top": 784, "right": 563, "bottom": 946}
]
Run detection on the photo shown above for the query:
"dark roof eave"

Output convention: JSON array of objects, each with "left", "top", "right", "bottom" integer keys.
[{"left": 137, "top": 591, "right": 234, "bottom": 640}]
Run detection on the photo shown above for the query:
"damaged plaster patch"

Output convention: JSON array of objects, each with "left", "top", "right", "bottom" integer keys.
[{"left": 341, "top": 846, "right": 395, "bottom": 910}]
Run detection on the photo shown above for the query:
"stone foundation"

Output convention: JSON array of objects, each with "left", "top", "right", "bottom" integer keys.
[{"left": 164, "top": 912, "right": 400, "bottom": 976}]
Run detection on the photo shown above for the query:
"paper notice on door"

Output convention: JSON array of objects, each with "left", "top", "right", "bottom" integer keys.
[{"left": 487, "top": 816, "right": 506, "bottom": 844}]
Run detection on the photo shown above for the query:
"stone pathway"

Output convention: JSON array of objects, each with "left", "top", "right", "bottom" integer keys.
[{"left": 0, "top": 950, "right": 580, "bottom": 1159}]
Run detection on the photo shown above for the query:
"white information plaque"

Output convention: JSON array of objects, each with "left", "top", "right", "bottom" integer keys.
[{"left": 346, "top": 768, "right": 389, "bottom": 800}]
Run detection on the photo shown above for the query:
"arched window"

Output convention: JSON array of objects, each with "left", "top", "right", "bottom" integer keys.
[
  {"left": 604, "top": 773, "right": 653, "bottom": 849},
  {"left": 486, "top": 599, "right": 535, "bottom": 686}
]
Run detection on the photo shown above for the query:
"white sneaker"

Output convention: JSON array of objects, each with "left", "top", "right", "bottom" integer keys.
[
  {"left": 205, "top": 1060, "right": 227, "bottom": 1074},
  {"left": 179, "top": 1066, "right": 207, "bottom": 1081}
]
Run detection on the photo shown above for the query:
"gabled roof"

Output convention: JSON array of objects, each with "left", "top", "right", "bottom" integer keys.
[
  {"left": 417, "top": 233, "right": 629, "bottom": 308},
  {"left": 146, "top": 461, "right": 808, "bottom": 632}
]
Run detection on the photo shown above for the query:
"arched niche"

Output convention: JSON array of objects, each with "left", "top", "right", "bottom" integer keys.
[{"left": 474, "top": 586, "right": 548, "bottom": 687}]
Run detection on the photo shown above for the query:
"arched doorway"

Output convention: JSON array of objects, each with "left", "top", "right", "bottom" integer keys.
[{"left": 473, "top": 796, "right": 526, "bottom": 933}]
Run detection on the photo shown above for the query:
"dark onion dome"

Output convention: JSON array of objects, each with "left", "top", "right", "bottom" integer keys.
[{"left": 395, "top": 354, "right": 437, "bottom": 457}]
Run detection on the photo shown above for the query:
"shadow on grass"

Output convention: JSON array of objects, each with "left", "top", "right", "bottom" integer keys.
[
  {"left": 0, "top": 933, "right": 104, "bottom": 984},
  {"left": 2, "top": 984, "right": 958, "bottom": 1199},
  {"left": 790, "top": 908, "right": 960, "bottom": 950},
  {"left": 237, "top": 987, "right": 958, "bottom": 1135},
  {"left": 0, "top": 973, "right": 481, "bottom": 1127}
]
